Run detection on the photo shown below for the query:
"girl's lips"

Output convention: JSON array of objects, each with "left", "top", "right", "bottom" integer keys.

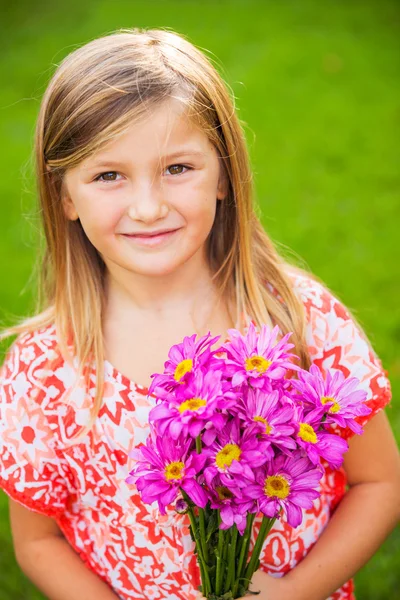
[{"left": 121, "top": 228, "right": 180, "bottom": 247}]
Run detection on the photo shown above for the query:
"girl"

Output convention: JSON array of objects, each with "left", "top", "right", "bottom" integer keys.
[{"left": 0, "top": 27, "right": 398, "bottom": 600}]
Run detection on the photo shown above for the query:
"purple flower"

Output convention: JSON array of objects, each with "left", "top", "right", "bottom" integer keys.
[
  {"left": 244, "top": 451, "right": 323, "bottom": 528},
  {"left": 208, "top": 473, "right": 254, "bottom": 534},
  {"left": 203, "top": 419, "right": 270, "bottom": 489},
  {"left": 149, "top": 369, "right": 230, "bottom": 440},
  {"left": 294, "top": 406, "right": 348, "bottom": 470},
  {"left": 220, "top": 322, "right": 301, "bottom": 390},
  {"left": 149, "top": 331, "right": 221, "bottom": 398},
  {"left": 126, "top": 436, "right": 207, "bottom": 514},
  {"left": 291, "top": 364, "right": 371, "bottom": 435},
  {"left": 175, "top": 498, "right": 189, "bottom": 514},
  {"left": 238, "top": 387, "right": 297, "bottom": 454}
]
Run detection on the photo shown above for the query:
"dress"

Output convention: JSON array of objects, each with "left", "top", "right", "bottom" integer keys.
[{"left": 0, "top": 272, "right": 392, "bottom": 600}]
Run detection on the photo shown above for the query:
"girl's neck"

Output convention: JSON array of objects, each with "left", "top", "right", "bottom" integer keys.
[
  {"left": 103, "top": 260, "right": 236, "bottom": 336},
  {"left": 101, "top": 262, "right": 237, "bottom": 388}
]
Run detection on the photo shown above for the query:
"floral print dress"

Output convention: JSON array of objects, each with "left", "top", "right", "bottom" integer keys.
[{"left": 0, "top": 272, "right": 392, "bottom": 599}]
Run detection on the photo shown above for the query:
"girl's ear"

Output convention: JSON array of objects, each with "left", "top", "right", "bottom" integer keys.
[{"left": 61, "top": 181, "right": 79, "bottom": 221}]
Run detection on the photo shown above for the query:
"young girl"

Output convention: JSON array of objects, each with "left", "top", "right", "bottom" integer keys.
[{"left": 0, "top": 27, "right": 398, "bottom": 600}]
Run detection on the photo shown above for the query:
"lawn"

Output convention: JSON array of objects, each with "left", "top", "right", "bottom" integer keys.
[{"left": 0, "top": 0, "right": 399, "bottom": 598}]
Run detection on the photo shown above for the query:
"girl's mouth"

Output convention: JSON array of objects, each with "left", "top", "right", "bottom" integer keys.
[{"left": 121, "top": 228, "right": 180, "bottom": 247}]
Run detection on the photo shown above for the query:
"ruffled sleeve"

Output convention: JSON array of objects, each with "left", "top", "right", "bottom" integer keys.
[
  {"left": 295, "top": 274, "right": 392, "bottom": 441},
  {"left": 0, "top": 329, "right": 71, "bottom": 517}
]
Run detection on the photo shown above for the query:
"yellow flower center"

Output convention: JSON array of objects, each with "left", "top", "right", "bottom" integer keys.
[
  {"left": 298, "top": 422, "right": 318, "bottom": 444},
  {"left": 216, "top": 486, "right": 234, "bottom": 501},
  {"left": 264, "top": 475, "right": 290, "bottom": 499},
  {"left": 165, "top": 461, "right": 185, "bottom": 481},
  {"left": 321, "top": 395, "right": 340, "bottom": 414},
  {"left": 245, "top": 355, "right": 271, "bottom": 373},
  {"left": 178, "top": 398, "right": 207, "bottom": 413},
  {"left": 215, "top": 443, "right": 242, "bottom": 470},
  {"left": 253, "top": 416, "right": 273, "bottom": 435},
  {"left": 174, "top": 359, "right": 193, "bottom": 382}
]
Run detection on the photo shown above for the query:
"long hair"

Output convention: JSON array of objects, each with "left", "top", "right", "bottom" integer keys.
[{"left": 0, "top": 27, "right": 360, "bottom": 440}]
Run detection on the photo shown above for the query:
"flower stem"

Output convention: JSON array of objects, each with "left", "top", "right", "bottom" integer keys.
[
  {"left": 224, "top": 525, "right": 238, "bottom": 593},
  {"left": 232, "top": 513, "right": 255, "bottom": 597},
  {"left": 243, "top": 515, "right": 275, "bottom": 587},
  {"left": 241, "top": 512, "right": 256, "bottom": 576},
  {"left": 195, "top": 435, "right": 209, "bottom": 565},
  {"left": 215, "top": 512, "right": 224, "bottom": 596},
  {"left": 196, "top": 435, "right": 202, "bottom": 454},
  {"left": 187, "top": 504, "right": 211, "bottom": 597}
]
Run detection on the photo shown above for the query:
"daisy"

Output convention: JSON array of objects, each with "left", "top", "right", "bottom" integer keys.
[
  {"left": 291, "top": 364, "right": 371, "bottom": 435},
  {"left": 208, "top": 473, "right": 254, "bottom": 534},
  {"left": 149, "top": 368, "right": 230, "bottom": 440},
  {"left": 202, "top": 419, "right": 270, "bottom": 490},
  {"left": 244, "top": 451, "right": 323, "bottom": 528},
  {"left": 238, "top": 387, "right": 297, "bottom": 453},
  {"left": 149, "top": 331, "right": 221, "bottom": 398},
  {"left": 294, "top": 406, "right": 349, "bottom": 470},
  {"left": 220, "top": 322, "right": 301, "bottom": 390},
  {"left": 126, "top": 435, "right": 207, "bottom": 515}
]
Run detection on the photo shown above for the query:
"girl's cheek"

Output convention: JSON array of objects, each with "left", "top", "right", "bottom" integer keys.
[{"left": 172, "top": 183, "right": 216, "bottom": 211}]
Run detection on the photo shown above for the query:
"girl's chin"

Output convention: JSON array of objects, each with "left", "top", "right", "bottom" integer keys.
[{"left": 121, "top": 262, "right": 190, "bottom": 278}]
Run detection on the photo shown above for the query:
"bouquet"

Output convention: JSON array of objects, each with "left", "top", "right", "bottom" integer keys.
[{"left": 126, "top": 323, "right": 371, "bottom": 599}]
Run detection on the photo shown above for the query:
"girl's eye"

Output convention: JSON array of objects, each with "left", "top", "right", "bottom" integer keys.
[
  {"left": 94, "top": 171, "right": 121, "bottom": 183},
  {"left": 94, "top": 164, "right": 191, "bottom": 183},
  {"left": 165, "top": 164, "right": 190, "bottom": 176}
]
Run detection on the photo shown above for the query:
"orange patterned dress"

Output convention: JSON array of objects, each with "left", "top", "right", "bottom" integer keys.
[{"left": 0, "top": 272, "right": 392, "bottom": 599}]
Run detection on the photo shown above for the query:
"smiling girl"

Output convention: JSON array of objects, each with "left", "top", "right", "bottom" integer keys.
[{"left": 0, "top": 28, "right": 399, "bottom": 600}]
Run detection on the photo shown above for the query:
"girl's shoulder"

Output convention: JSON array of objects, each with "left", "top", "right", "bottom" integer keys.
[
  {"left": 270, "top": 266, "right": 342, "bottom": 317},
  {"left": 1, "top": 323, "right": 69, "bottom": 412},
  {"left": 0, "top": 323, "right": 72, "bottom": 516},
  {"left": 284, "top": 267, "right": 392, "bottom": 440},
  {"left": 284, "top": 268, "right": 379, "bottom": 357},
  {"left": 285, "top": 266, "right": 338, "bottom": 314}
]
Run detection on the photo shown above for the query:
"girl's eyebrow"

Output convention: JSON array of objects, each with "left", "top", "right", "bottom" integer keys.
[{"left": 84, "top": 148, "right": 207, "bottom": 170}]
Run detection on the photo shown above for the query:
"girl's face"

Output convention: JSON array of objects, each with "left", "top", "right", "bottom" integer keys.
[{"left": 61, "top": 97, "right": 228, "bottom": 280}]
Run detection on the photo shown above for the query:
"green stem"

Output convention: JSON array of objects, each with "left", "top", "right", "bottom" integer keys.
[
  {"left": 239, "top": 513, "right": 256, "bottom": 580},
  {"left": 235, "top": 525, "right": 244, "bottom": 561},
  {"left": 215, "top": 512, "right": 225, "bottom": 596},
  {"left": 222, "top": 525, "right": 230, "bottom": 571},
  {"left": 243, "top": 516, "right": 276, "bottom": 587},
  {"left": 195, "top": 435, "right": 209, "bottom": 565},
  {"left": 196, "top": 435, "right": 202, "bottom": 454},
  {"left": 198, "top": 508, "right": 209, "bottom": 563},
  {"left": 224, "top": 525, "right": 238, "bottom": 593},
  {"left": 232, "top": 513, "right": 255, "bottom": 597},
  {"left": 187, "top": 505, "right": 211, "bottom": 597}
]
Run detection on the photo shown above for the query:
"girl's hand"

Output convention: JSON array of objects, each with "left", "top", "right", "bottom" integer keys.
[
  {"left": 241, "top": 569, "right": 292, "bottom": 599},
  {"left": 199, "top": 569, "right": 293, "bottom": 600}
]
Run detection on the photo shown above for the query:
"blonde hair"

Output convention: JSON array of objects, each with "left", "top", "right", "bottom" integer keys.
[{"left": 0, "top": 27, "right": 360, "bottom": 440}]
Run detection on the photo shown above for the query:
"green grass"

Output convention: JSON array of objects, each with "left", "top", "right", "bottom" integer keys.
[{"left": 0, "top": 0, "right": 399, "bottom": 598}]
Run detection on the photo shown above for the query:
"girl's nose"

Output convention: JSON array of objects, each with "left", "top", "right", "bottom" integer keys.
[{"left": 126, "top": 181, "right": 169, "bottom": 223}]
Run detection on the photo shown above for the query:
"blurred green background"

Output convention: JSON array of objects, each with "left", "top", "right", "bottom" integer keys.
[{"left": 0, "top": 0, "right": 399, "bottom": 598}]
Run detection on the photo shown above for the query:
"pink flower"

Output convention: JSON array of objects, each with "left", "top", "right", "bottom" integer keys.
[
  {"left": 294, "top": 406, "right": 349, "bottom": 470},
  {"left": 245, "top": 451, "right": 323, "bottom": 527},
  {"left": 149, "top": 369, "right": 231, "bottom": 440},
  {"left": 220, "top": 322, "right": 301, "bottom": 390},
  {"left": 238, "top": 387, "right": 297, "bottom": 454},
  {"left": 202, "top": 419, "right": 270, "bottom": 490},
  {"left": 208, "top": 473, "right": 254, "bottom": 534},
  {"left": 291, "top": 364, "right": 371, "bottom": 435},
  {"left": 126, "top": 436, "right": 207, "bottom": 514},
  {"left": 149, "top": 331, "right": 220, "bottom": 398}
]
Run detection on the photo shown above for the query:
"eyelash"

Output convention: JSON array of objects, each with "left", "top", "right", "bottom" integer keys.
[{"left": 93, "top": 164, "right": 192, "bottom": 183}]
